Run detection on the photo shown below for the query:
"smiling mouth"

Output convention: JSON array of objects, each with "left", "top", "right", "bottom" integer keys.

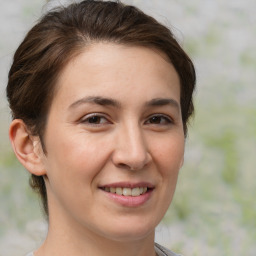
[{"left": 100, "top": 187, "right": 150, "bottom": 197}]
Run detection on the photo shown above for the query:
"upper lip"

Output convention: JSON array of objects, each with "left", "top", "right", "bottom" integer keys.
[{"left": 99, "top": 182, "right": 155, "bottom": 189}]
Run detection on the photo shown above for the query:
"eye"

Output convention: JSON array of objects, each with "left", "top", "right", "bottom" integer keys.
[
  {"left": 81, "top": 114, "right": 110, "bottom": 125},
  {"left": 145, "top": 114, "right": 173, "bottom": 125}
]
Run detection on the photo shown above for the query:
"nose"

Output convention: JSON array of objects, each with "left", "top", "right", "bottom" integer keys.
[{"left": 112, "top": 123, "right": 152, "bottom": 171}]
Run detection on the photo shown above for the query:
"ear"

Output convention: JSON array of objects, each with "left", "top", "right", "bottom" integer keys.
[{"left": 9, "top": 119, "right": 46, "bottom": 176}]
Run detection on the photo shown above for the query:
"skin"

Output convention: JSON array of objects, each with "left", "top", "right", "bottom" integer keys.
[{"left": 10, "top": 43, "right": 185, "bottom": 256}]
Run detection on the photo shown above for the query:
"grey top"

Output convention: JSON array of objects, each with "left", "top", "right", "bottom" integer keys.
[
  {"left": 26, "top": 243, "right": 181, "bottom": 256},
  {"left": 155, "top": 243, "right": 181, "bottom": 256}
]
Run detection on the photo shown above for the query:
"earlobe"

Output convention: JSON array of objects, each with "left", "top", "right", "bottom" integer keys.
[{"left": 9, "top": 119, "right": 46, "bottom": 176}]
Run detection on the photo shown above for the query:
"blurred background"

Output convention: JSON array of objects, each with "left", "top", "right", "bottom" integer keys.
[{"left": 0, "top": 0, "right": 255, "bottom": 255}]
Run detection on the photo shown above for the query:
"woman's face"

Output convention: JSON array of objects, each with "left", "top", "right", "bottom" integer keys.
[{"left": 41, "top": 43, "right": 184, "bottom": 242}]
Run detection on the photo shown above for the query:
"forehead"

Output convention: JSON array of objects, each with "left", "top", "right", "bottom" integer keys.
[{"left": 53, "top": 43, "right": 180, "bottom": 108}]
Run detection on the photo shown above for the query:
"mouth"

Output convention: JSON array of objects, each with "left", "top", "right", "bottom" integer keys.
[
  {"left": 99, "top": 182, "right": 154, "bottom": 197},
  {"left": 100, "top": 187, "right": 150, "bottom": 197},
  {"left": 99, "top": 183, "right": 154, "bottom": 207}
]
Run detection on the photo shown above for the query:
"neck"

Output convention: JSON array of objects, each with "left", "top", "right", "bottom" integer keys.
[{"left": 35, "top": 214, "right": 157, "bottom": 256}]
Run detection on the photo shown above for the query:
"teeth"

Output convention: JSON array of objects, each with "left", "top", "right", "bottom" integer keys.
[
  {"left": 116, "top": 187, "right": 122, "bottom": 195},
  {"left": 104, "top": 187, "right": 148, "bottom": 196},
  {"left": 131, "top": 187, "right": 140, "bottom": 196},
  {"left": 122, "top": 188, "right": 131, "bottom": 196},
  {"left": 110, "top": 187, "right": 116, "bottom": 193},
  {"left": 105, "top": 187, "right": 110, "bottom": 192}
]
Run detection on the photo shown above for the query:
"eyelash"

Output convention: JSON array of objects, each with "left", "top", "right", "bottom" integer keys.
[
  {"left": 145, "top": 114, "right": 173, "bottom": 125},
  {"left": 80, "top": 113, "right": 173, "bottom": 127},
  {"left": 80, "top": 113, "right": 111, "bottom": 126}
]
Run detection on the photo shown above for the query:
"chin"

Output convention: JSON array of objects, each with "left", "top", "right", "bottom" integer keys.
[{"left": 98, "top": 218, "right": 157, "bottom": 242}]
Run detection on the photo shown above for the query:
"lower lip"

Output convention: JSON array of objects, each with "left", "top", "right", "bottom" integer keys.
[{"left": 102, "top": 190, "right": 153, "bottom": 207}]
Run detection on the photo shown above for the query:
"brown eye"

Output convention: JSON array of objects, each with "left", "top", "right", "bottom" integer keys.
[
  {"left": 149, "top": 116, "right": 162, "bottom": 124},
  {"left": 81, "top": 114, "right": 110, "bottom": 125},
  {"left": 88, "top": 116, "right": 102, "bottom": 124},
  {"left": 146, "top": 115, "right": 172, "bottom": 125}
]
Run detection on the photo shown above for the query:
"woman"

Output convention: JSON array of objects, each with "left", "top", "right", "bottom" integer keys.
[{"left": 7, "top": 1, "right": 196, "bottom": 255}]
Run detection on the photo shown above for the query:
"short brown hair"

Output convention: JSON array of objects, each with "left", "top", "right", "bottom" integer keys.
[{"left": 6, "top": 0, "right": 196, "bottom": 216}]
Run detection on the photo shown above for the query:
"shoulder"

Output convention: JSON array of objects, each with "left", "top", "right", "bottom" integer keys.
[{"left": 155, "top": 243, "right": 182, "bottom": 256}]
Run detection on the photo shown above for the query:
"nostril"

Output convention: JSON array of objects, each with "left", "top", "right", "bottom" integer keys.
[
  {"left": 117, "top": 163, "right": 133, "bottom": 170},
  {"left": 117, "top": 163, "right": 147, "bottom": 171}
]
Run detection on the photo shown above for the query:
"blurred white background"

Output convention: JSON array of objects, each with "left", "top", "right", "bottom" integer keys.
[{"left": 0, "top": 0, "right": 255, "bottom": 255}]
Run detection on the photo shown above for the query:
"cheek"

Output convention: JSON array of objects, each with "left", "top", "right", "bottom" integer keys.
[
  {"left": 151, "top": 135, "right": 184, "bottom": 219},
  {"left": 43, "top": 133, "right": 112, "bottom": 208},
  {"left": 44, "top": 131, "right": 112, "bottom": 182},
  {"left": 151, "top": 134, "right": 185, "bottom": 173}
]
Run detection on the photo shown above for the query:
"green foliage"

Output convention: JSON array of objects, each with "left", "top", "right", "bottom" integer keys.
[
  {"left": 1, "top": 0, "right": 256, "bottom": 255},
  {"left": 240, "top": 49, "right": 256, "bottom": 68},
  {"left": 206, "top": 130, "right": 238, "bottom": 185},
  {"left": 0, "top": 163, "right": 42, "bottom": 233},
  {"left": 0, "top": 151, "right": 19, "bottom": 168}
]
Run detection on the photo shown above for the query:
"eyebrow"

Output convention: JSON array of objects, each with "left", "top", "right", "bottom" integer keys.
[
  {"left": 68, "top": 96, "right": 180, "bottom": 110},
  {"left": 146, "top": 98, "right": 180, "bottom": 110},
  {"left": 68, "top": 96, "right": 121, "bottom": 110}
]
